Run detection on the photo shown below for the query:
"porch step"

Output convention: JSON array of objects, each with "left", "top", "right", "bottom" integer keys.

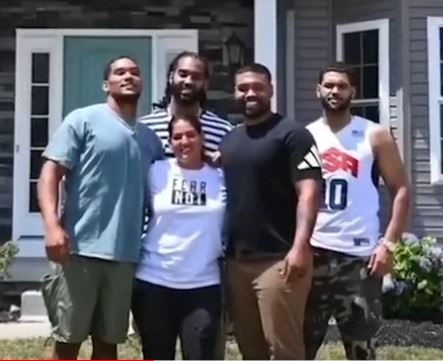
[{"left": 19, "top": 290, "right": 48, "bottom": 322}]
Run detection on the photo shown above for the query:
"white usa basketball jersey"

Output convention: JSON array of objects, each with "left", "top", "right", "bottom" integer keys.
[{"left": 307, "top": 116, "right": 381, "bottom": 257}]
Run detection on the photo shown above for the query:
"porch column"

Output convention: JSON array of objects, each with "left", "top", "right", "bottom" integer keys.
[{"left": 254, "top": 0, "right": 279, "bottom": 111}]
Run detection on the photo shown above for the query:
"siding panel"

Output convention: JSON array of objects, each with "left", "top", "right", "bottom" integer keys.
[
  {"left": 293, "top": 0, "right": 332, "bottom": 124},
  {"left": 409, "top": 1, "right": 443, "bottom": 238}
]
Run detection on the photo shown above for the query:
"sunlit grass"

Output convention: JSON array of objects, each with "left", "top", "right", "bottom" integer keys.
[{"left": 1, "top": 336, "right": 442, "bottom": 360}]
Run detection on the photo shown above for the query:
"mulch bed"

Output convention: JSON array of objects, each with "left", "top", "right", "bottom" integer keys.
[{"left": 325, "top": 319, "right": 443, "bottom": 349}]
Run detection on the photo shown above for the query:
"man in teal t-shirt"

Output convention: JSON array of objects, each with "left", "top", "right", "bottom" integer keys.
[{"left": 38, "top": 56, "right": 164, "bottom": 360}]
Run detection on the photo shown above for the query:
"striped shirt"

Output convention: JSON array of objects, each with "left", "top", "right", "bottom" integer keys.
[{"left": 139, "top": 108, "right": 233, "bottom": 157}]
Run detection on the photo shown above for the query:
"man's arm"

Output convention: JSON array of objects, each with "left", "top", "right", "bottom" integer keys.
[
  {"left": 281, "top": 127, "right": 322, "bottom": 282},
  {"left": 38, "top": 160, "right": 65, "bottom": 229},
  {"left": 282, "top": 178, "right": 321, "bottom": 282},
  {"left": 368, "top": 127, "right": 410, "bottom": 276},
  {"left": 38, "top": 160, "right": 71, "bottom": 263},
  {"left": 294, "top": 179, "right": 321, "bottom": 250},
  {"left": 37, "top": 109, "right": 85, "bottom": 263}
]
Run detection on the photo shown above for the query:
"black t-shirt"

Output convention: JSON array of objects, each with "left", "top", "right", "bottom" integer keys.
[{"left": 220, "top": 114, "right": 322, "bottom": 257}]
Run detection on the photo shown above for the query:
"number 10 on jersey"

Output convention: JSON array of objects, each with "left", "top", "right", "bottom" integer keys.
[{"left": 320, "top": 178, "right": 348, "bottom": 210}]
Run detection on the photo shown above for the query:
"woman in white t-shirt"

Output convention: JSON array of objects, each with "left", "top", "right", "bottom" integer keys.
[{"left": 132, "top": 115, "right": 226, "bottom": 360}]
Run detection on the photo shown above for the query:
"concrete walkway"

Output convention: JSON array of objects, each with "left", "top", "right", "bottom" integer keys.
[
  {"left": 0, "top": 321, "right": 51, "bottom": 340},
  {"left": 0, "top": 319, "right": 136, "bottom": 340}
]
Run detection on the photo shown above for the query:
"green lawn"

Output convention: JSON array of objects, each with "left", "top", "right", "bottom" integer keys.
[{"left": 0, "top": 337, "right": 442, "bottom": 360}]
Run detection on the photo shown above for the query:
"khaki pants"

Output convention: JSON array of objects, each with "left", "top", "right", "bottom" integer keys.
[{"left": 226, "top": 256, "right": 312, "bottom": 360}]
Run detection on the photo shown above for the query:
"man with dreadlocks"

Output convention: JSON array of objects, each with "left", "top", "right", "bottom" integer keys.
[{"left": 139, "top": 51, "right": 232, "bottom": 158}]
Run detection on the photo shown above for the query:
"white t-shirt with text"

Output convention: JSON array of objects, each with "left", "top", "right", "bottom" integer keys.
[{"left": 136, "top": 159, "right": 226, "bottom": 289}]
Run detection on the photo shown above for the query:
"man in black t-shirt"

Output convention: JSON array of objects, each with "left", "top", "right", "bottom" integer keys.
[{"left": 220, "top": 63, "right": 322, "bottom": 360}]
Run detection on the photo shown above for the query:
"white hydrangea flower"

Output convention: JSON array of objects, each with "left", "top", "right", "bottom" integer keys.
[
  {"left": 402, "top": 232, "right": 419, "bottom": 245},
  {"left": 418, "top": 256, "right": 432, "bottom": 272}
]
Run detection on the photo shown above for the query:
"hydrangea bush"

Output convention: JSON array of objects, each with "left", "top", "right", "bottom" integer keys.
[
  {"left": 0, "top": 241, "right": 18, "bottom": 280},
  {"left": 382, "top": 233, "right": 443, "bottom": 322}
]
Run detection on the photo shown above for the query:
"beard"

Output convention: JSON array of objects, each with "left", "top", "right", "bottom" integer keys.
[
  {"left": 237, "top": 98, "right": 271, "bottom": 120},
  {"left": 320, "top": 94, "right": 352, "bottom": 112},
  {"left": 112, "top": 91, "right": 141, "bottom": 104},
  {"left": 170, "top": 82, "right": 205, "bottom": 106}
]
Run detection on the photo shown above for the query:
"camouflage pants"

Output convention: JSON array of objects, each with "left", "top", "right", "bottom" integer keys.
[{"left": 304, "top": 247, "right": 382, "bottom": 360}]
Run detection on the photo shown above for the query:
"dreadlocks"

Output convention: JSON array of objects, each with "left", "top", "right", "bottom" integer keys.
[{"left": 153, "top": 51, "right": 210, "bottom": 110}]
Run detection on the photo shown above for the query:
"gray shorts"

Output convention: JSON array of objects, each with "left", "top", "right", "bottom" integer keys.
[{"left": 41, "top": 255, "right": 135, "bottom": 344}]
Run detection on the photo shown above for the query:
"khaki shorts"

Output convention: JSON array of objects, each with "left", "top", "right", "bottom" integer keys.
[{"left": 41, "top": 255, "right": 135, "bottom": 344}]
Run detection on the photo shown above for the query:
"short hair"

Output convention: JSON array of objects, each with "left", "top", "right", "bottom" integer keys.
[
  {"left": 318, "top": 62, "right": 357, "bottom": 87},
  {"left": 167, "top": 114, "right": 203, "bottom": 139},
  {"left": 154, "top": 51, "right": 210, "bottom": 109},
  {"left": 235, "top": 63, "right": 272, "bottom": 82},
  {"left": 103, "top": 55, "right": 138, "bottom": 80}
]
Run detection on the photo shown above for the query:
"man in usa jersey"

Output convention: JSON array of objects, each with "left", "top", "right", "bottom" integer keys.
[{"left": 305, "top": 62, "right": 410, "bottom": 360}]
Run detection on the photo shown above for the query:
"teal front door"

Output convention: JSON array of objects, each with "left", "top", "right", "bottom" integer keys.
[{"left": 63, "top": 37, "right": 152, "bottom": 116}]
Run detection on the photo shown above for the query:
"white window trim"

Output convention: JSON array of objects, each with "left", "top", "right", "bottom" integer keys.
[
  {"left": 13, "top": 35, "right": 62, "bottom": 248},
  {"left": 427, "top": 17, "right": 443, "bottom": 184},
  {"left": 336, "top": 19, "right": 390, "bottom": 128},
  {"left": 254, "top": 0, "right": 277, "bottom": 111},
  {"left": 285, "top": 8, "right": 295, "bottom": 120},
  {"left": 13, "top": 29, "right": 198, "bottom": 256}
]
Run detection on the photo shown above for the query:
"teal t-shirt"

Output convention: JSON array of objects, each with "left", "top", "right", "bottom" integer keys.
[{"left": 43, "top": 103, "right": 164, "bottom": 262}]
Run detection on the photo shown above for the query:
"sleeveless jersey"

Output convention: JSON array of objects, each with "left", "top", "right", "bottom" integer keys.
[{"left": 306, "top": 116, "right": 381, "bottom": 257}]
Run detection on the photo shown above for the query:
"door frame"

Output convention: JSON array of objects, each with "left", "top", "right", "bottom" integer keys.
[{"left": 13, "top": 29, "right": 198, "bottom": 256}]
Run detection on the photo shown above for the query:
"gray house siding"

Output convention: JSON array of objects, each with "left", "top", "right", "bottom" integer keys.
[
  {"left": 0, "top": 0, "right": 254, "bottom": 243},
  {"left": 292, "top": 0, "right": 333, "bottom": 124},
  {"left": 408, "top": 0, "right": 443, "bottom": 238}
]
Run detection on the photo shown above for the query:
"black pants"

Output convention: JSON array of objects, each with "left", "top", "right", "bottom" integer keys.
[{"left": 132, "top": 279, "right": 222, "bottom": 360}]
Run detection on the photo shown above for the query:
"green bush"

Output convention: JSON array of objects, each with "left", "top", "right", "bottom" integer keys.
[
  {"left": 383, "top": 233, "right": 443, "bottom": 322},
  {"left": 0, "top": 241, "right": 18, "bottom": 280}
]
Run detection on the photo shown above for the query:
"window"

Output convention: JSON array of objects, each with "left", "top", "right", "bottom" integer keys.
[
  {"left": 13, "top": 35, "right": 60, "bottom": 244},
  {"left": 30, "top": 53, "right": 50, "bottom": 212},
  {"left": 336, "top": 19, "right": 390, "bottom": 126},
  {"left": 427, "top": 17, "right": 443, "bottom": 184}
]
